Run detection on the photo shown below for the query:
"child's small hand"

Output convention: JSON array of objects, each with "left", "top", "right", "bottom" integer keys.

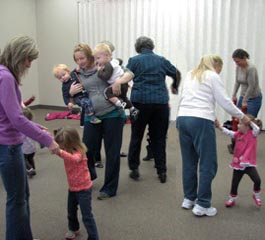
[
  {"left": 48, "top": 140, "right": 59, "bottom": 154},
  {"left": 53, "top": 148, "right": 61, "bottom": 155}
]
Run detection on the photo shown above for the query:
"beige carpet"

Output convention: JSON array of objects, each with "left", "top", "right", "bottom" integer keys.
[{"left": 0, "top": 108, "right": 264, "bottom": 240}]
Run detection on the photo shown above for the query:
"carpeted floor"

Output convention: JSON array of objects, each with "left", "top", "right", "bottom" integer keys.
[{"left": 0, "top": 108, "right": 264, "bottom": 240}]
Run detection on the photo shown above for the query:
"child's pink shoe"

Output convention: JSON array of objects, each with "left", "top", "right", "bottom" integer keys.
[
  {"left": 225, "top": 195, "right": 237, "bottom": 207},
  {"left": 253, "top": 192, "right": 262, "bottom": 207}
]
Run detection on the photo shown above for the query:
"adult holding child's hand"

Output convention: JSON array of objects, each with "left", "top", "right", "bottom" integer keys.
[
  {"left": 177, "top": 54, "right": 249, "bottom": 217},
  {"left": 0, "top": 36, "right": 59, "bottom": 240},
  {"left": 69, "top": 81, "right": 83, "bottom": 96}
]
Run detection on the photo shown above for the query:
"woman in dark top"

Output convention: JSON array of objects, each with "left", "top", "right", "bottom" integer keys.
[{"left": 126, "top": 36, "right": 181, "bottom": 183}]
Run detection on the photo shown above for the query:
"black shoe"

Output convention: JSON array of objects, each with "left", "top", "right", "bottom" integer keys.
[
  {"left": 94, "top": 161, "right": 104, "bottom": 168},
  {"left": 158, "top": 172, "right": 167, "bottom": 183},
  {"left": 227, "top": 144, "right": 234, "bottom": 154},
  {"left": 142, "top": 146, "right": 154, "bottom": 161},
  {"left": 120, "top": 152, "right": 127, "bottom": 157},
  {"left": 142, "top": 155, "right": 153, "bottom": 161},
  {"left": 27, "top": 168, "right": 36, "bottom": 177},
  {"left": 129, "top": 169, "right": 139, "bottom": 180},
  {"left": 142, "top": 155, "right": 154, "bottom": 161},
  {"left": 97, "top": 192, "right": 111, "bottom": 200}
]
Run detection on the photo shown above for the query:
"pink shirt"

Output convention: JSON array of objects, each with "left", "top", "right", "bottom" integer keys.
[
  {"left": 57, "top": 150, "right": 92, "bottom": 192},
  {"left": 231, "top": 130, "right": 257, "bottom": 169},
  {"left": 221, "top": 122, "right": 259, "bottom": 170}
]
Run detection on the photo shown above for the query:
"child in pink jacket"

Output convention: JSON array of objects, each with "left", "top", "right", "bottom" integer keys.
[
  {"left": 54, "top": 126, "right": 99, "bottom": 240},
  {"left": 216, "top": 115, "right": 262, "bottom": 207}
]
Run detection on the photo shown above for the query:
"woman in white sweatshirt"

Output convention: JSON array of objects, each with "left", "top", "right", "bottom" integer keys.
[{"left": 176, "top": 54, "right": 249, "bottom": 217}]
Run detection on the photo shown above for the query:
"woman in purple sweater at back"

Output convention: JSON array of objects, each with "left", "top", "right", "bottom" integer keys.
[{"left": 0, "top": 36, "right": 59, "bottom": 240}]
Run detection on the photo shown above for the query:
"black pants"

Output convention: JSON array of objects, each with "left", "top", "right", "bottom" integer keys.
[
  {"left": 104, "top": 83, "right": 133, "bottom": 108},
  {"left": 230, "top": 167, "right": 261, "bottom": 195},
  {"left": 128, "top": 103, "right": 169, "bottom": 174},
  {"left": 24, "top": 153, "right": 35, "bottom": 170}
]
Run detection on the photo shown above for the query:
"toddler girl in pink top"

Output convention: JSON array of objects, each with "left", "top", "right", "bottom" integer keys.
[
  {"left": 216, "top": 116, "right": 262, "bottom": 207},
  {"left": 54, "top": 126, "right": 99, "bottom": 240}
]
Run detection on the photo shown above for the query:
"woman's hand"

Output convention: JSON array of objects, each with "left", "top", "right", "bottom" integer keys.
[
  {"left": 242, "top": 101, "right": 247, "bottom": 109},
  {"left": 214, "top": 119, "right": 221, "bottom": 129},
  {"left": 112, "top": 71, "right": 133, "bottom": 96},
  {"left": 39, "top": 124, "right": 48, "bottom": 131},
  {"left": 112, "top": 81, "right": 121, "bottom": 96},
  {"left": 241, "top": 114, "right": 250, "bottom": 125},
  {"left": 69, "top": 82, "right": 83, "bottom": 96},
  {"left": 171, "top": 86, "right": 177, "bottom": 94}
]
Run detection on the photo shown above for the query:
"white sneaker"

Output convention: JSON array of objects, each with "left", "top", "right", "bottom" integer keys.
[
  {"left": 181, "top": 198, "right": 195, "bottom": 209},
  {"left": 192, "top": 204, "right": 217, "bottom": 217}
]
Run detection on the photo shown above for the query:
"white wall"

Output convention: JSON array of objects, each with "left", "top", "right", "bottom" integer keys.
[
  {"left": 1, "top": 0, "right": 264, "bottom": 122},
  {"left": 36, "top": 0, "right": 78, "bottom": 107},
  {"left": 0, "top": 0, "right": 39, "bottom": 103},
  {"left": 78, "top": 0, "right": 265, "bottom": 123},
  {"left": 0, "top": 0, "right": 78, "bottom": 107}
]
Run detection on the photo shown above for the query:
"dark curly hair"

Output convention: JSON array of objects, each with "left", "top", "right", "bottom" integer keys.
[{"left": 134, "top": 36, "right": 155, "bottom": 53}]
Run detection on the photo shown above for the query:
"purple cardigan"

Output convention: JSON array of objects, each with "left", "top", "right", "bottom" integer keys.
[{"left": 0, "top": 65, "right": 52, "bottom": 146}]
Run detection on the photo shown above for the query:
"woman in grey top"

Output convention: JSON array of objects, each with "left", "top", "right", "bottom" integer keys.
[
  {"left": 232, "top": 49, "right": 262, "bottom": 117},
  {"left": 69, "top": 43, "right": 133, "bottom": 200}
]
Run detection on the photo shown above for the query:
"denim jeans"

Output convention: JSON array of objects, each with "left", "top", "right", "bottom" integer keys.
[
  {"left": 237, "top": 94, "right": 262, "bottom": 117},
  {"left": 80, "top": 97, "right": 94, "bottom": 116},
  {"left": 0, "top": 144, "right": 33, "bottom": 240},
  {"left": 177, "top": 117, "right": 217, "bottom": 208},
  {"left": 83, "top": 117, "right": 124, "bottom": 196},
  {"left": 68, "top": 189, "right": 99, "bottom": 240}
]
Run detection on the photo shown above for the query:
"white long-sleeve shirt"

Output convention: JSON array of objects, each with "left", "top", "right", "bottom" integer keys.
[{"left": 177, "top": 70, "right": 244, "bottom": 121}]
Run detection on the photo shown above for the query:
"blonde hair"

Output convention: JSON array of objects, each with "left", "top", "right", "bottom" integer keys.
[
  {"left": 192, "top": 54, "right": 223, "bottom": 82},
  {"left": 99, "top": 40, "right": 115, "bottom": 52},
  {"left": 0, "top": 36, "right": 39, "bottom": 84},
  {"left": 73, "top": 43, "right": 94, "bottom": 69},
  {"left": 52, "top": 64, "right": 70, "bottom": 78},
  {"left": 22, "top": 107, "right": 33, "bottom": 121},
  {"left": 54, "top": 126, "right": 87, "bottom": 155},
  {"left": 93, "top": 43, "right": 112, "bottom": 56}
]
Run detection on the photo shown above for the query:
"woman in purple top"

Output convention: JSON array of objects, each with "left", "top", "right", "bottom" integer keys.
[{"left": 0, "top": 36, "right": 59, "bottom": 240}]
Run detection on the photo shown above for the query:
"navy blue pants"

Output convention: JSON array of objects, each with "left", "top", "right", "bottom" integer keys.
[
  {"left": 83, "top": 117, "right": 124, "bottom": 196},
  {"left": 68, "top": 189, "right": 99, "bottom": 240}
]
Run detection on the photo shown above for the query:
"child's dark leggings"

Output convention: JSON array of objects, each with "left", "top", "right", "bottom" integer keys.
[
  {"left": 24, "top": 153, "right": 35, "bottom": 170},
  {"left": 230, "top": 167, "right": 261, "bottom": 196}
]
